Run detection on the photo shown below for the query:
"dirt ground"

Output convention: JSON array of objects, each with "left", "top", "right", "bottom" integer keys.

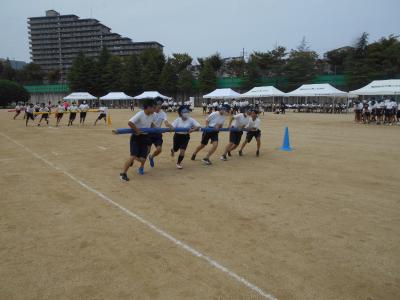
[{"left": 0, "top": 108, "right": 399, "bottom": 300}]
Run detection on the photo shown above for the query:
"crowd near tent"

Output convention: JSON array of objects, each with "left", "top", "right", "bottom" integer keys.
[
  {"left": 349, "top": 79, "right": 400, "bottom": 96},
  {"left": 100, "top": 92, "right": 133, "bottom": 107},
  {"left": 203, "top": 88, "right": 241, "bottom": 99},
  {"left": 133, "top": 91, "right": 171, "bottom": 100}
]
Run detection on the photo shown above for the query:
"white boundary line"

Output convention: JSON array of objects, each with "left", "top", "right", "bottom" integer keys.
[{"left": 0, "top": 132, "right": 277, "bottom": 300}]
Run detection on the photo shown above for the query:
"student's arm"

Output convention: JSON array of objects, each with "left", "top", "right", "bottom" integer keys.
[
  {"left": 228, "top": 115, "right": 235, "bottom": 127},
  {"left": 128, "top": 121, "right": 141, "bottom": 135},
  {"left": 189, "top": 119, "right": 201, "bottom": 133},
  {"left": 164, "top": 119, "right": 172, "bottom": 129}
]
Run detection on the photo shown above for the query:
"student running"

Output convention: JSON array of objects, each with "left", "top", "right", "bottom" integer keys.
[
  {"left": 37, "top": 103, "right": 50, "bottom": 126},
  {"left": 94, "top": 104, "right": 108, "bottom": 125},
  {"left": 13, "top": 103, "right": 22, "bottom": 120},
  {"left": 239, "top": 109, "right": 261, "bottom": 157},
  {"left": 191, "top": 104, "right": 229, "bottom": 165},
  {"left": 25, "top": 103, "right": 35, "bottom": 126},
  {"left": 79, "top": 101, "right": 89, "bottom": 124},
  {"left": 56, "top": 101, "right": 65, "bottom": 126},
  {"left": 68, "top": 102, "right": 78, "bottom": 126},
  {"left": 171, "top": 106, "right": 201, "bottom": 169},
  {"left": 120, "top": 100, "right": 156, "bottom": 182}
]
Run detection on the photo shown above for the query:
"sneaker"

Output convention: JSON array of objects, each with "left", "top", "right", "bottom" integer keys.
[
  {"left": 191, "top": 154, "right": 196, "bottom": 161},
  {"left": 202, "top": 158, "right": 212, "bottom": 165},
  {"left": 176, "top": 163, "right": 183, "bottom": 169},
  {"left": 149, "top": 155, "right": 155, "bottom": 168},
  {"left": 239, "top": 150, "right": 243, "bottom": 156},
  {"left": 220, "top": 155, "right": 227, "bottom": 161},
  {"left": 227, "top": 151, "right": 232, "bottom": 157},
  {"left": 256, "top": 150, "right": 260, "bottom": 157},
  {"left": 137, "top": 167, "right": 144, "bottom": 175},
  {"left": 120, "top": 173, "right": 129, "bottom": 181}
]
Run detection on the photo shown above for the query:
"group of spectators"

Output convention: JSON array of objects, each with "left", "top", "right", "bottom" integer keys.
[{"left": 354, "top": 98, "right": 399, "bottom": 125}]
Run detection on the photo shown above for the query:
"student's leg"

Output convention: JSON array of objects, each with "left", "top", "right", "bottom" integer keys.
[
  {"left": 151, "top": 145, "right": 162, "bottom": 158},
  {"left": 193, "top": 143, "right": 205, "bottom": 156},
  {"left": 205, "top": 141, "right": 218, "bottom": 159},
  {"left": 123, "top": 156, "right": 135, "bottom": 173},
  {"left": 256, "top": 136, "right": 261, "bottom": 156},
  {"left": 222, "top": 142, "right": 233, "bottom": 156},
  {"left": 239, "top": 140, "right": 248, "bottom": 153}
]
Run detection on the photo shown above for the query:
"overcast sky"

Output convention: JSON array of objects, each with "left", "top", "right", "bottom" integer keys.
[{"left": 1, "top": 0, "right": 399, "bottom": 62}]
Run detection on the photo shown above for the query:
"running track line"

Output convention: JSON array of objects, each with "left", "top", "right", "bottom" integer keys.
[{"left": 0, "top": 132, "right": 277, "bottom": 300}]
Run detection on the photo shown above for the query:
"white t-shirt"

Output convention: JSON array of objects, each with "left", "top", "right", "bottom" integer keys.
[
  {"left": 207, "top": 111, "right": 225, "bottom": 127},
  {"left": 69, "top": 105, "right": 78, "bottom": 112},
  {"left": 99, "top": 106, "right": 108, "bottom": 115},
  {"left": 40, "top": 107, "right": 49, "bottom": 113},
  {"left": 172, "top": 117, "right": 201, "bottom": 134},
  {"left": 153, "top": 111, "right": 167, "bottom": 128},
  {"left": 79, "top": 104, "right": 89, "bottom": 112},
  {"left": 57, "top": 105, "right": 65, "bottom": 113},
  {"left": 15, "top": 105, "right": 21, "bottom": 111},
  {"left": 26, "top": 106, "right": 34, "bottom": 113},
  {"left": 247, "top": 117, "right": 260, "bottom": 130},
  {"left": 129, "top": 110, "right": 154, "bottom": 128},
  {"left": 232, "top": 113, "right": 249, "bottom": 129}
]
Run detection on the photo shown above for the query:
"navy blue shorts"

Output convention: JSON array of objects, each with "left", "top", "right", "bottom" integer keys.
[
  {"left": 246, "top": 130, "right": 261, "bottom": 142},
  {"left": 201, "top": 131, "right": 219, "bottom": 145},
  {"left": 173, "top": 133, "right": 190, "bottom": 151},
  {"left": 229, "top": 130, "right": 243, "bottom": 145},
  {"left": 130, "top": 134, "right": 150, "bottom": 158},
  {"left": 149, "top": 133, "right": 163, "bottom": 147}
]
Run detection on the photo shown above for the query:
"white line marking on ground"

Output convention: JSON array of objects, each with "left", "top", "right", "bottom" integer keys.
[
  {"left": 0, "top": 132, "right": 277, "bottom": 300},
  {"left": 97, "top": 146, "right": 107, "bottom": 150}
]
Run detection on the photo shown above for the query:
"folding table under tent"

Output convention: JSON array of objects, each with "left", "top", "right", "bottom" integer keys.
[
  {"left": 133, "top": 91, "right": 172, "bottom": 100},
  {"left": 99, "top": 92, "right": 134, "bottom": 108},
  {"left": 203, "top": 88, "right": 241, "bottom": 100},
  {"left": 286, "top": 83, "right": 349, "bottom": 111},
  {"left": 349, "top": 79, "right": 400, "bottom": 96}
]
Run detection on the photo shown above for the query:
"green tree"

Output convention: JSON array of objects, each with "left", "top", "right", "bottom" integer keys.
[
  {"left": 198, "top": 61, "right": 217, "bottom": 93},
  {"left": 285, "top": 38, "right": 318, "bottom": 90},
  {"left": 242, "top": 60, "right": 261, "bottom": 90},
  {"left": 141, "top": 56, "right": 161, "bottom": 90},
  {"left": 102, "top": 56, "right": 123, "bottom": 91},
  {"left": 46, "top": 69, "right": 61, "bottom": 83},
  {"left": 16, "top": 63, "right": 44, "bottom": 84},
  {"left": 177, "top": 69, "right": 194, "bottom": 99},
  {"left": 0, "top": 79, "right": 30, "bottom": 106},
  {"left": 159, "top": 60, "right": 177, "bottom": 96},
  {"left": 122, "top": 54, "right": 142, "bottom": 96},
  {"left": 0, "top": 59, "right": 16, "bottom": 81},
  {"left": 171, "top": 53, "right": 192, "bottom": 73},
  {"left": 67, "top": 53, "right": 97, "bottom": 93}
]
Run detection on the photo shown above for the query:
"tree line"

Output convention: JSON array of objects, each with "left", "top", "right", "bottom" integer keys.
[{"left": 0, "top": 32, "right": 399, "bottom": 103}]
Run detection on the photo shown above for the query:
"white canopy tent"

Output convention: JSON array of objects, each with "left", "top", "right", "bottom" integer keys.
[
  {"left": 203, "top": 88, "right": 241, "bottom": 100},
  {"left": 241, "top": 86, "right": 286, "bottom": 98},
  {"left": 349, "top": 79, "right": 400, "bottom": 95},
  {"left": 100, "top": 92, "right": 133, "bottom": 108},
  {"left": 287, "top": 83, "right": 348, "bottom": 97},
  {"left": 133, "top": 91, "right": 171, "bottom": 100},
  {"left": 63, "top": 92, "right": 97, "bottom": 101}
]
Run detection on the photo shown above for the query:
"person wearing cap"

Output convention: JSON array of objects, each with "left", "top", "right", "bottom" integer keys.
[
  {"left": 239, "top": 109, "right": 261, "bottom": 157},
  {"left": 55, "top": 101, "right": 65, "bottom": 126},
  {"left": 79, "top": 101, "right": 90, "bottom": 125},
  {"left": 68, "top": 102, "right": 79, "bottom": 126},
  {"left": 171, "top": 106, "right": 201, "bottom": 169},
  {"left": 94, "top": 104, "right": 108, "bottom": 125},
  {"left": 220, "top": 108, "right": 250, "bottom": 161},
  {"left": 191, "top": 104, "right": 229, "bottom": 165},
  {"left": 148, "top": 98, "right": 172, "bottom": 168},
  {"left": 120, "top": 100, "right": 156, "bottom": 181}
]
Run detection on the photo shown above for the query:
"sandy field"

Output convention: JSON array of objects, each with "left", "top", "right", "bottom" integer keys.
[{"left": 0, "top": 108, "right": 399, "bottom": 300}]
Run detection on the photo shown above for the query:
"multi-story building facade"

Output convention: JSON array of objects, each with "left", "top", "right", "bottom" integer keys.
[{"left": 28, "top": 10, "right": 163, "bottom": 77}]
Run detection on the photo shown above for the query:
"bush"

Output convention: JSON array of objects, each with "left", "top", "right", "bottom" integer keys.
[{"left": 0, "top": 79, "right": 30, "bottom": 107}]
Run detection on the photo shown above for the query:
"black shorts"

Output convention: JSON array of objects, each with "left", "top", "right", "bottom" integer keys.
[
  {"left": 173, "top": 133, "right": 190, "bottom": 151},
  {"left": 385, "top": 109, "right": 393, "bottom": 116},
  {"left": 27, "top": 112, "right": 34, "bottom": 120},
  {"left": 229, "top": 130, "right": 243, "bottom": 145},
  {"left": 97, "top": 113, "right": 106, "bottom": 120},
  {"left": 80, "top": 112, "right": 87, "bottom": 118},
  {"left": 57, "top": 112, "right": 64, "bottom": 119},
  {"left": 246, "top": 130, "right": 261, "bottom": 142},
  {"left": 69, "top": 112, "right": 77, "bottom": 120},
  {"left": 130, "top": 134, "right": 150, "bottom": 158},
  {"left": 149, "top": 133, "right": 163, "bottom": 147},
  {"left": 397, "top": 110, "right": 400, "bottom": 118},
  {"left": 41, "top": 113, "right": 49, "bottom": 119},
  {"left": 376, "top": 109, "right": 383, "bottom": 116},
  {"left": 201, "top": 131, "right": 219, "bottom": 145}
]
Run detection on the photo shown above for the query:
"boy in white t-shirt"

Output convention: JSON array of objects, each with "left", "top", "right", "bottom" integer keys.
[
  {"left": 239, "top": 109, "right": 261, "bottom": 157},
  {"left": 120, "top": 100, "right": 156, "bottom": 181},
  {"left": 79, "top": 101, "right": 90, "bottom": 124},
  {"left": 94, "top": 104, "right": 108, "bottom": 125}
]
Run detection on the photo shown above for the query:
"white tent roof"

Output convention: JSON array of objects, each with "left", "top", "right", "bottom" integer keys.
[
  {"left": 133, "top": 91, "right": 171, "bottom": 100},
  {"left": 63, "top": 92, "right": 97, "bottom": 101},
  {"left": 241, "top": 86, "right": 286, "bottom": 98},
  {"left": 349, "top": 79, "right": 400, "bottom": 95},
  {"left": 287, "top": 84, "right": 348, "bottom": 97},
  {"left": 100, "top": 92, "right": 133, "bottom": 100},
  {"left": 203, "top": 88, "right": 241, "bottom": 99}
]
